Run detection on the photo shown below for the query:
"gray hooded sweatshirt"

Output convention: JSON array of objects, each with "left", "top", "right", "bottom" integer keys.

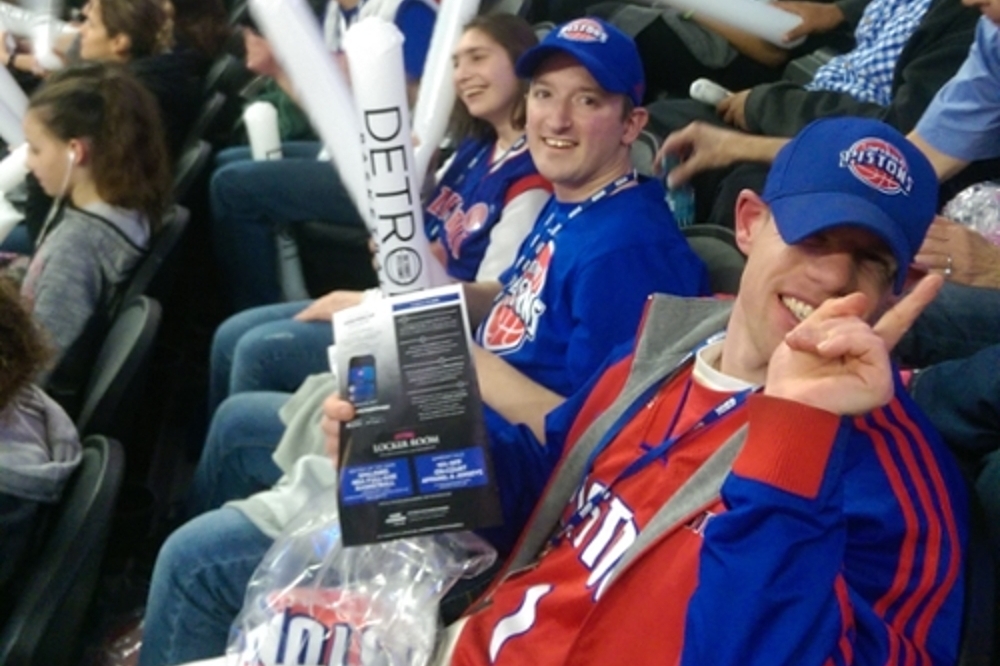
[{"left": 0, "top": 385, "right": 82, "bottom": 591}]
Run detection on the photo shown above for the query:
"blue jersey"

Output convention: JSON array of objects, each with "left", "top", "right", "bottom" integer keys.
[
  {"left": 477, "top": 176, "right": 710, "bottom": 397},
  {"left": 425, "top": 136, "right": 548, "bottom": 281}
]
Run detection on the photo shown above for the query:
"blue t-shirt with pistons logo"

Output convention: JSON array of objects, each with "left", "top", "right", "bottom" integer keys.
[
  {"left": 477, "top": 176, "right": 709, "bottom": 397},
  {"left": 474, "top": 175, "right": 710, "bottom": 554}
]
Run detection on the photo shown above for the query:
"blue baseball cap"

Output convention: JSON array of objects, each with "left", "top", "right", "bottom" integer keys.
[
  {"left": 762, "top": 117, "right": 938, "bottom": 293},
  {"left": 515, "top": 17, "right": 645, "bottom": 106}
]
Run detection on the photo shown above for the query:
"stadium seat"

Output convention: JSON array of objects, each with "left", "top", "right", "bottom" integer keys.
[
  {"left": 173, "top": 140, "right": 213, "bottom": 206},
  {"left": 75, "top": 296, "right": 162, "bottom": 441},
  {"left": 0, "top": 436, "right": 125, "bottom": 666},
  {"left": 681, "top": 224, "right": 746, "bottom": 295},
  {"left": 957, "top": 492, "right": 998, "bottom": 666},
  {"left": 121, "top": 205, "right": 191, "bottom": 307},
  {"left": 629, "top": 128, "right": 661, "bottom": 177}
]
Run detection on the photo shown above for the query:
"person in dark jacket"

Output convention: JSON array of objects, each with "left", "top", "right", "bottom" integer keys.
[{"left": 646, "top": 0, "right": 979, "bottom": 227}]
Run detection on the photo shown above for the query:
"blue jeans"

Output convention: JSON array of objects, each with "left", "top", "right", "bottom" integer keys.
[
  {"left": 186, "top": 392, "right": 289, "bottom": 518},
  {"left": 896, "top": 282, "right": 1000, "bottom": 367},
  {"left": 209, "top": 301, "right": 332, "bottom": 414},
  {"left": 209, "top": 142, "right": 366, "bottom": 311},
  {"left": 138, "top": 507, "right": 274, "bottom": 666}
]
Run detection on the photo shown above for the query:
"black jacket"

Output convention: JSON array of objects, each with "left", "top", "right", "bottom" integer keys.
[{"left": 745, "top": 0, "right": 980, "bottom": 136}]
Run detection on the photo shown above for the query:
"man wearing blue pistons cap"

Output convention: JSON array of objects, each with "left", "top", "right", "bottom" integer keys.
[{"left": 429, "top": 116, "right": 969, "bottom": 664}]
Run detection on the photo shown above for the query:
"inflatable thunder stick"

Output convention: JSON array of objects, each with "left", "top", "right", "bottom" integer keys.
[
  {"left": 249, "top": 0, "right": 371, "bottom": 231},
  {"left": 343, "top": 18, "right": 447, "bottom": 296},
  {"left": 0, "top": 64, "right": 27, "bottom": 147},
  {"left": 634, "top": 0, "right": 805, "bottom": 47},
  {"left": 244, "top": 101, "right": 283, "bottom": 161},
  {"left": 0, "top": 1, "right": 68, "bottom": 38},
  {"left": 410, "top": 0, "right": 480, "bottom": 183}
]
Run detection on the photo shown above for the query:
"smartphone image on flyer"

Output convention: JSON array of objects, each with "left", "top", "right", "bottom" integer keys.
[{"left": 347, "top": 354, "right": 377, "bottom": 405}]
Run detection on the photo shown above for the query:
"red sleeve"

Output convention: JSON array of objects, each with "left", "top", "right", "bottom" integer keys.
[
  {"left": 503, "top": 174, "right": 552, "bottom": 205},
  {"left": 732, "top": 394, "right": 840, "bottom": 499}
]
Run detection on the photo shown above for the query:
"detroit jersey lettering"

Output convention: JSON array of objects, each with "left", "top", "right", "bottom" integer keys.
[{"left": 452, "top": 369, "right": 744, "bottom": 665}]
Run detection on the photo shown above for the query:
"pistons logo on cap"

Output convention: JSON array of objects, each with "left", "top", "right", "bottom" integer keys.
[
  {"left": 558, "top": 18, "right": 608, "bottom": 43},
  {"left": 839, "top": 138, "right": 914, "bottom": 196}
]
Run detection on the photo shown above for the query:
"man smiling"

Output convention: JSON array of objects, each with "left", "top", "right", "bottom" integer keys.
[
  {"left": 466, "top": 17, "right": 709, "bottom": 548},
  {"left": 458, "top": 117, "right": 967, "bottom": 665},
  {"left": 327, "top": 116, "right": 968, "bottom": 665}
]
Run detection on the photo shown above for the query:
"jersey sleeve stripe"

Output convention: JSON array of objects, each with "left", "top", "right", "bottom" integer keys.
[
  {"left": 857, "top": 402, "right": 962, "bottom": 665},
  {"left": 855, "top": 414, "right": 925, "bottom": 627},
  {"left": 828, "top": 574, "right": 855, "bottom": 666},
  {"left": 885, "top": 401, "right": 963, "bottom": 649},
  {"left": 504, "top": 174, "right": 553, "bottom": 206}
]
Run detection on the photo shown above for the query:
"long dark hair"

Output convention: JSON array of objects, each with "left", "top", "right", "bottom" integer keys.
[
  {"left": 448, "top": 13, "right": 537, "bottom": 142},
  {"left": 29, "top": 63, "right": 172, "bottom": 231},
  {"left": 96, "top": 0, "right": 172, "bottom": 59}
]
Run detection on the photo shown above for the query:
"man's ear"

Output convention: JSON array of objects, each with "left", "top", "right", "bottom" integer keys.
[
  {"left": 733, "top": 189, "right": 770, "bottom": 255},
  {"left": 622, "top": 106, "right": 648, "bottom": 146}
]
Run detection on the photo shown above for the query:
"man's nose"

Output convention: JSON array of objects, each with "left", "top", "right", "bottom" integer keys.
[{"left": 808, "top": 250, "right": 858, "bottom": 296}]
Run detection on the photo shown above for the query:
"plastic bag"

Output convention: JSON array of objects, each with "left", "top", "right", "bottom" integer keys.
[
  {"left": 227, "top": 486, "right": 496, "bottom": 666},
  {"left": 942, "top": 181, "right": 1000, "bottom": 246}
]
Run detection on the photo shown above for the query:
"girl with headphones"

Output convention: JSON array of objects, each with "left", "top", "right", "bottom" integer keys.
[{"left": 20, "top": 62, "right": 172, "bottom": 412}]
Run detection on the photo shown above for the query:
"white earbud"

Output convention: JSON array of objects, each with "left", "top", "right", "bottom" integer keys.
[{"left": 67, "top": 148, "right": 77, "bottom": 165}]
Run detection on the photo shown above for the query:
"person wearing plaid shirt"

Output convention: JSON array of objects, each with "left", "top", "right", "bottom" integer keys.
[{"left": 807, "top": 0, "right": 933, "bottom": 104}]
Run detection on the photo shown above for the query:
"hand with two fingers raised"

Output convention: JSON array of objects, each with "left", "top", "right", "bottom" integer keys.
[{"left": 765, "top": 275, "right": 943, "bottom": 415}]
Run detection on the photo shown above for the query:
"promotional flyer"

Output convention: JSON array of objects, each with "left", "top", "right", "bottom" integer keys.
[{"left": 334, "top": 285, "right": 502, "bottom": 545}]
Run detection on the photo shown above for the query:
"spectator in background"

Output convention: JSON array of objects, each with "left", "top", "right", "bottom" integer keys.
[
  {"left": 0, "top": 0, "right": 200, "bottom": 256},
  {"left": 75, "top": 0, "right": 202, "bottom": 158},
  {"left": 209, "top": 0, "right": 436, "bottom": 313},
  {"left": 645, "top": 0, "right": 978, "bottom": 227},
  {"left": 20, "top": 63, "right": 172, "bottom": 414}
]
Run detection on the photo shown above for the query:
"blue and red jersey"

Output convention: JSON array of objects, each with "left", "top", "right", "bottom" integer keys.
[
  {"left": 453, "top": 299, "right": 968, "bottom": 666},
  {"left": 424, "top": 136, "right": 549, "bottom": 282}
]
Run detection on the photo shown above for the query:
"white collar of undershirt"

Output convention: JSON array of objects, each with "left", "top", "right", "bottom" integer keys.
[{"left": 692, "top": 340, "right": 757, "bottom": 392}]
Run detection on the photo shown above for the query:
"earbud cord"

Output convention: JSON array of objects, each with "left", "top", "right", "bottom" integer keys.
[{"left": 35, "top": 152, "right": 75, "bottom": 250}]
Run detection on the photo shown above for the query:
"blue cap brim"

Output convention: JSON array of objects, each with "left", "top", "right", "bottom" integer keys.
[
  {"left": 515, "top": 43, "right": 636, "bottom": 104},
  {"left": 769, "top": 192, "right": 913, "bottom": 293}
]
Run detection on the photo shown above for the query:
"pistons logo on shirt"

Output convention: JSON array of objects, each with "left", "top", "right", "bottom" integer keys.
[
  {"left": 445, "top": 202, "right": 490, "bottom": 259},
  {"left": 482, "top": 241, "right": 554, "bottom": 353},
  {"left": 558, "top": 18, "right": 608, "bottom": 43},
  {"left": 839, "top": 138, "right": 914, "bottom": 196}
]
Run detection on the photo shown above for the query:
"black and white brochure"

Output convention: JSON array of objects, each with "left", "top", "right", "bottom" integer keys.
[{"left": 333, "top": 284, "right": 503, "bottom": 546}]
